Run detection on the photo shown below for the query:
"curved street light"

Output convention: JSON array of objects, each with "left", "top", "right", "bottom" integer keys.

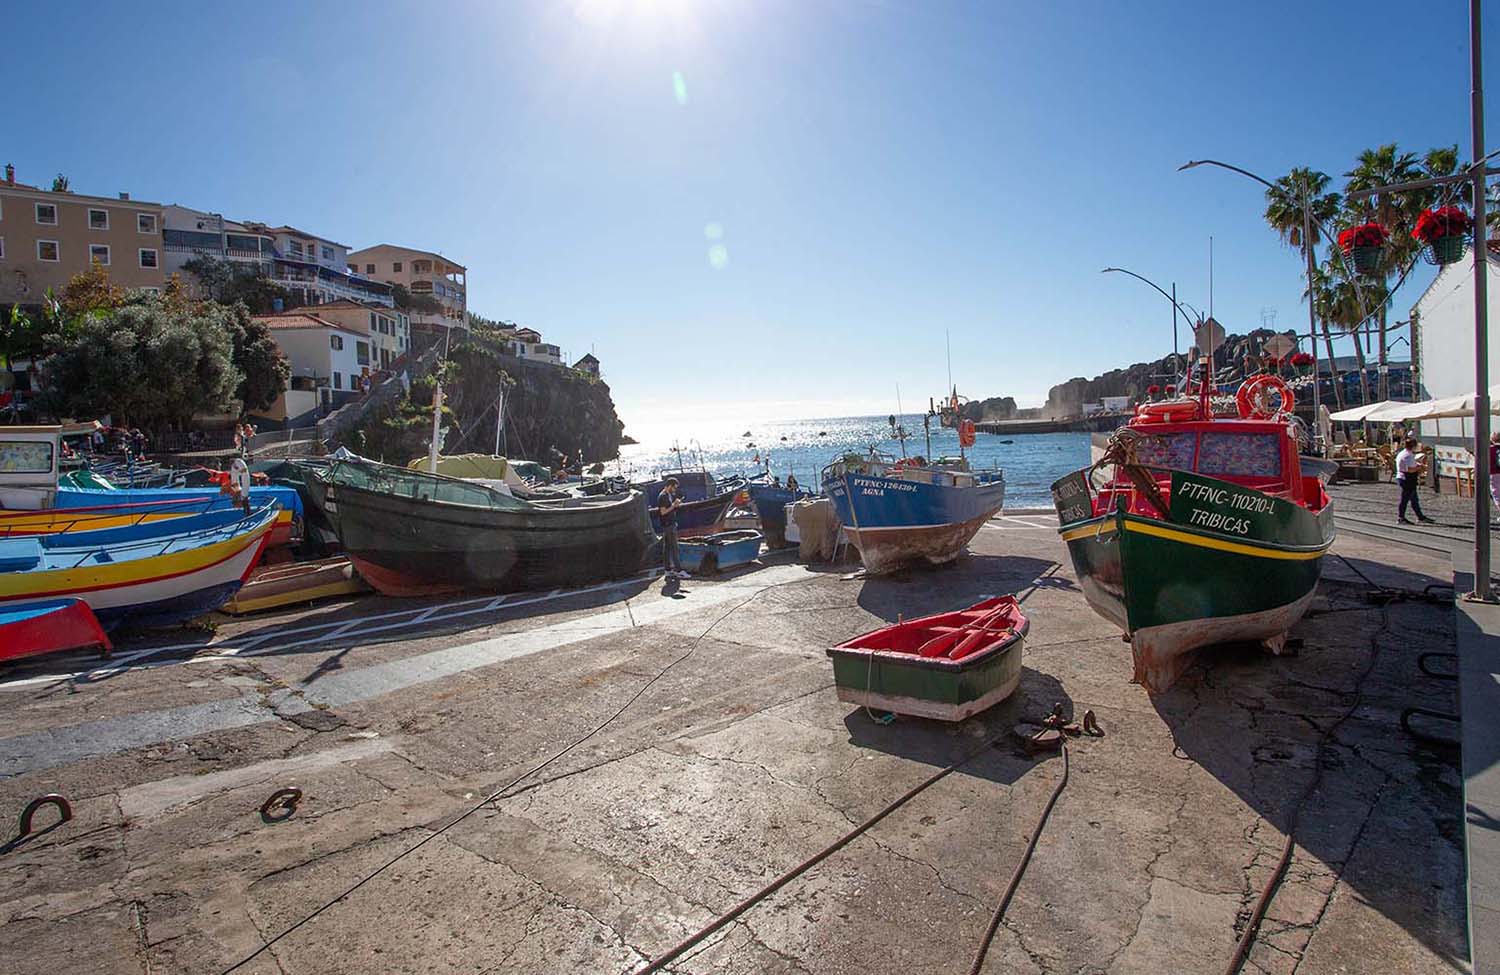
[
  {"left": 1178, "top": 158, "right": 1337, "bottom": 423},
  {"left": 1100, "top": 266, "right": 1200, "bottom": 359}
]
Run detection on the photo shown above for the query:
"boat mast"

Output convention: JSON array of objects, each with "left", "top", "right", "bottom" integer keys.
[
  {"left": 428, "top": 384, "right": 444, "bottom": 474},
  {"left": 925, "top": 397, "right": 934, "bottom": 459}
]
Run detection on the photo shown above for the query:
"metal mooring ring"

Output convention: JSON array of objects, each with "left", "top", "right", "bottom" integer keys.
[
  {"left": 18, "top": 794, "right": 72, "bottom": 836},
  {"left": 259, "top": 788, "right": 303, "bottom": 823}
]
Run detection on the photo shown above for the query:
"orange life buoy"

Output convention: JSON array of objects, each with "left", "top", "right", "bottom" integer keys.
[
  {"left": 1236, "top": 375, "right": 1294, "bottom": 419},
  {"left": 958, "top": 418, "right": 976, "bottom": 448}
]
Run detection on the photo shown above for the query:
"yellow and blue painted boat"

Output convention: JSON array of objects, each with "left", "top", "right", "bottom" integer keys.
[{"left": 0, "top": 504, "right": 279, "bottom": 629}]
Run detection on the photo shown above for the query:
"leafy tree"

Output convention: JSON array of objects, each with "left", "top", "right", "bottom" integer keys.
[
  {"left": 224, "top": 303, "right": 290, "bottom": 412},
  {"left": 60, "top": 263, "right": 126, "bottom": 318},
  {"left": 51, "top": 174, "right": 69, "bottom": 192},
  {"left": 2, "top": 305, "right": 48, "bottom": 370},
  {"left": 391, "top": 282, "right": 442, "bottom": 315},
  {"left": 38, "top": 292, "right": 241, "bottom": 436},
  {"left": 182, "top": 255, "right": 298, "bottom": 314}
]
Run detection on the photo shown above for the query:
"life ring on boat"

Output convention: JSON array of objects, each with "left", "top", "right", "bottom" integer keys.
[
  {"left": 1236, "top": 375, "right": 1294, "bottom": 419},
  {"left": 1135, "top": 400, "right": 1199, "bottom": 423},
  {"left": 958, "top": 419, "right": 977, "bottom": 448}
]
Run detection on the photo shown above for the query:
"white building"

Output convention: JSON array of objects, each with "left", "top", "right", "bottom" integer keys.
[
  {"left": 1410, "top": 244, "right": 1500, "bottom": 444},
  {"left": 253, "top": 311, "right": 369, "bottom": 424},
  {"left": 512, "top": 327, "right": 563, "bottom": 365},
  {"left": 161, "top": 205, "right": 275, "bottom": 279}
]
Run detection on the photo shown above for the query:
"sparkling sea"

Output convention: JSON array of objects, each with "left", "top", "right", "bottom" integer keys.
[{"left": 608, "top": 414, "right": 1089, "bottom": 509}]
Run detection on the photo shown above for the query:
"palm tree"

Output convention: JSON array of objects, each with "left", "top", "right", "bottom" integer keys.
[
  {"left": 1307, "top": 259, "right": 1390, "bottom": 410},
  {"left": 1343, "top": 145, "right": 1428, "bottom": 401},
  {"left": 1264, "top": 168, "right": 1343, "bottom": 409}
]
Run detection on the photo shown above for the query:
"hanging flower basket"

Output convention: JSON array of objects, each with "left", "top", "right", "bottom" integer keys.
[
  {"left": 1413, "top": 206, "right": 1473, "bottom": 266},
  {"left": 1145, "top": 384, "right": 1161, "bottom": 400},
  {"left": 1338, "top": 222, "right": 1388, "bottom": 275}
]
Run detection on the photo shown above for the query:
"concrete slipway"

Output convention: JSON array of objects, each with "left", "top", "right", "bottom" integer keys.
[{"left": 0, "top": 512, "right": 1469, "bottom": 974}]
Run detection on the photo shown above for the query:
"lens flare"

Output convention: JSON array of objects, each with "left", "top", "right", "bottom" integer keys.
[
  {"left": 704, "top": 222, "right": 723, "bottom": 240},
  {"left": 708, "top": 244, "right": 729, "bottom": 270},
  {"left": 672, "top": 71, "right": 688, "bottom": 106}
]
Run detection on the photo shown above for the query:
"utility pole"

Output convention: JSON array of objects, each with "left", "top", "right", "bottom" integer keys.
[
  {"left": 1300, "top": 195, "right": 1325, "bottom": 444},
  {"left": 1471, "top": 0, "right": 1491, "bottom": 599}
]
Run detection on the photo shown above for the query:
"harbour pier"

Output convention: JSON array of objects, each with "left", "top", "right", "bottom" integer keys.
[{"left": 0, "top": 512, "right": 1467, "bottom": 974}]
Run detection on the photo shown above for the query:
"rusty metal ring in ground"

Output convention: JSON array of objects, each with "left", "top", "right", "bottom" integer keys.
[
  {"left": 1081, "top": 709, "right": 1104, "bottom": 737},
  {"left": 18, "top": 794, "right": 72, "bottom": 836},
  {"left": 260, "top": 788, "right": 303, "bottom": 823}
]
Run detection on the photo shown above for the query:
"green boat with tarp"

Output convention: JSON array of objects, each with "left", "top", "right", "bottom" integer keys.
[{"left": 1050, "top": 371, "right": 1334, "bottom": 693}]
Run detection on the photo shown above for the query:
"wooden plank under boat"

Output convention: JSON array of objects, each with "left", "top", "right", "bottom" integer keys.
[
  {"left": 0, "top": 598, "right": 112, "bottom": 663},
  {"left": 315, "top": 459, "right": 654, "bottom": 597},
  {"left": 1052, "top": 400, "right": 1334, "bottom": 692},
  {"left": 826, "top": 596, "right": 1027, "bottom": 721},
  {"left": 222, "top": 556, "right": 369, "bottom": 615}
]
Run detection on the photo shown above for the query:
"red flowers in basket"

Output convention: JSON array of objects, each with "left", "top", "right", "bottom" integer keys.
[
  {"left": 1146, "top": 384, "right": 1161, "bottom": 395},
  {"left": 1165, "top": 384, "right": 1176, "bottom": 395},
  {"left": 1413, "top": 206, "right": 1473, "bottom": 244},
  {"left": 1290, "top": 352, "right": 1315, "bottom": 368},
  {"left": 1337, "top": 222, "right": 1388, "bottom": 253}
]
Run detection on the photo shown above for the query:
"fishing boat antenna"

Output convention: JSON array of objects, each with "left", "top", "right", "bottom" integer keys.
[
  {"left": 925, "top": 397, "right": 934, "bottom": 460},
  {"left": 894, "top": 384, "right": 908, "bottom": 459}
]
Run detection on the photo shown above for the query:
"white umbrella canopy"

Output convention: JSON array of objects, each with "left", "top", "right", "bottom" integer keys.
[
  {"left": 1328, "top": 401, "right": 1407, "bottom": 422},
  {"left": 1404, "top": 391, "right": 1500, "bottom": 420}
]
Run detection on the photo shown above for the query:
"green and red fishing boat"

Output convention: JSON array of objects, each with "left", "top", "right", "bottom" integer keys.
[
  {"left": 826, "top": 595, "right": 1027, "bottom": 720},
  {"left": 1051, "top": 367, "right": 1334, "bottom": 693}
]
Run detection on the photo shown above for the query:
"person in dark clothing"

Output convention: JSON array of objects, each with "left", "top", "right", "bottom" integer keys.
[{"left": 658, "top": 477, "right": 687, "bottom": 578}]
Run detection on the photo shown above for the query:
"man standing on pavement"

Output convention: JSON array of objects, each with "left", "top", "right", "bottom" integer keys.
[
  {"left": 658, "top": 478, "right": 687, "bottom": 579},
  {"left": 1395, "top": 437, "right": 1435, "bottom": 525}
]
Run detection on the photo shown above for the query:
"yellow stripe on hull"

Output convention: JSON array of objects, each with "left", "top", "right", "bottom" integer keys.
[
  {"left": 0, "top": 520, "right": 273, "bottom": 600},
  {"left": 1120, "top": 519, "right": 1327, "bottom": 561}
]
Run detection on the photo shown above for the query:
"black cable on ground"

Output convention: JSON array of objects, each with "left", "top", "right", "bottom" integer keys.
[
  {"left": 1221, "top": 599, "right": 1391, "bottom": 975},
  {"left": 220, "top": 589, "right": 764, "bottom": 975},
  {"left": 965, "top": 743, "right": 1069, "bottom": 975}
]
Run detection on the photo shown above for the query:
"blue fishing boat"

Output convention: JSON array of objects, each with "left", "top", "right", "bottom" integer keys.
[
  {"left": 821, "top": 452, "right": 1005, "bottom": 574},
  {"left": 634, "top": 471, "right": 746, "bottom": 538},
  {"left": 677, "top": 530, "right": 764, "bottom": 574},
  {"left": 746, "top": 480, "right": 813, "bottom": 544},
  {"left": 54, "top": 485, "right": 303, "bottom": 547}
]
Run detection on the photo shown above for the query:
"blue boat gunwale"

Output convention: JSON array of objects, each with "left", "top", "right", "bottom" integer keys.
[{"left": 20, "top": 504, "right": 281, "bottom": 567}]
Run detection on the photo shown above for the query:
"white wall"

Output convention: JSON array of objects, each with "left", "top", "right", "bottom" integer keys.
[
  {"left": 1413, "top": 258, "right": 1500, "bottom": 441},
  {"left": 269, "top": 326, "right": 363, "bottom": 392}
]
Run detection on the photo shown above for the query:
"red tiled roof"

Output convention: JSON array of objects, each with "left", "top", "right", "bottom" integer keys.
[{"left": 252, "top": 313, "right": 362, "bottom": 334}]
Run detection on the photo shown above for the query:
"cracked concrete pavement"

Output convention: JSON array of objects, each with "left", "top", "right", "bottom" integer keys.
[{"left": 0, "top": 517, "right": 1470, "bottom": 973}]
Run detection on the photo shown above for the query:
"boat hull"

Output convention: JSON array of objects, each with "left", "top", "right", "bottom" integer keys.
[
  {"left": 223, "top": 557, "right": 369, "bottom": 614},
  {"left": 827, "top": 600, "right": 1027, "bottom": 721},
  {"left": 1054, "top": 469, "right": 1333, "bottom": 692},
  {"left": 0, "top": 598, "right": 112, "bottom": 662},
  {"left": 747, "top": 483, "right": 811, "bottom": 545},
  {"left": 324, "top": 478, "right": 654, "bottom": 597},
  {"left": 678, "top": 530, "right": 763, "bottom": 574},
  {"left": 0, "top": 516, "right": 275, "bottom": 630},
  {"left": 823, "top": 471, "right": 1005, "bottom": 574}
]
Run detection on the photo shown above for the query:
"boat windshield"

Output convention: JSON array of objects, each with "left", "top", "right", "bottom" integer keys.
[
  {"left": 1196, "top": 431, "right": 1282, "bottom": 480},
  {"left": 329, "top": 461, "right": 533, "bottom": 511},
  {"left": 1133, "top": 432, "right": 1196, "bottom": 470}
]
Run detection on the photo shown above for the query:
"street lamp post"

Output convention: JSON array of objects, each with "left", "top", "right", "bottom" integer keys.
[
  {"left": 1101, "top": 267, "right": 1201, "bottom": 362},
  {"left": 1178, "top": 159, "right": 1325, "bottom": 437}
]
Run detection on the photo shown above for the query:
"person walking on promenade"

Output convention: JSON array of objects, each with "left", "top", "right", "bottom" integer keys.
[
  {"left": 1395, "top": 437, "right": 1435, "bottom": 525},
  {"left": 1489, "top": 432, "right": 1500, "bottom": 523},
  {"left": 658, "top": 477, "right": 687, "bottom": 579}
]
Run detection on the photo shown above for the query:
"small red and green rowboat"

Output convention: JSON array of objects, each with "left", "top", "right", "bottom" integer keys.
[
  {"left": 0, "top": 597, "right": 112, "bottom": 664},
  {"left": 826, "top": 596, "right": 1027, "bottom": 721}
]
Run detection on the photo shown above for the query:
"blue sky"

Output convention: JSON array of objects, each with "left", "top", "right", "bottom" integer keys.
[{"left": 3, "top": 0, "right": 1492, "bottom": 435}]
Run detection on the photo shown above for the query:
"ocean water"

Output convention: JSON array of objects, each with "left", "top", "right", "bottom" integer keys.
[{"left": 608, "top": 414, "right": 1089, "bottom": 508}]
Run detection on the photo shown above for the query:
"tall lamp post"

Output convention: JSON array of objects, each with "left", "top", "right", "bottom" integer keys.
[
  {"left": 1101, "top": 267, "right": 1201, "bottom": 360},
  {"left": 1343, "top": 0, "right": 1491, "bottom": 600},
  {"left": 1178, "top": 159, "right": 1326, "bottom": 435}
]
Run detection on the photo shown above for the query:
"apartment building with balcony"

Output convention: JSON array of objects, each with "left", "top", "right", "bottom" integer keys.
[
  {"left": 161, "top": 205, "right": 276, "bottom": 279},
  {"left": 240, "top": 223, "right": 394, "bottom": 309},
  {"left": 512, "top": 326, "right": 564, "bottom": 365},
  {"left": 0, "top": 169, "right": 166, "bottom": 305},
  {"left": 345, "top": 244, "right": 466, "bottom": 337},
  {"left": 307, "top": 300, "right": 409, "bottom": 370}
]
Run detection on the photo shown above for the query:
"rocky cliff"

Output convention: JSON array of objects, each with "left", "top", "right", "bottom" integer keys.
[
  {"left": 964, "top": 328, "right": 1298, "bottom": 419},
  {"left": 348, "top": 334, "right": 625, "bottom": 467}
]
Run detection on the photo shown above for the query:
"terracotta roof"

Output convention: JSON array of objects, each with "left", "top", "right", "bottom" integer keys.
[{"left": 252, "top": 313, "right": 362, "bottom": 334}]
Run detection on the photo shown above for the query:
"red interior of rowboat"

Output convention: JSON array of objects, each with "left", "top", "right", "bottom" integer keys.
[{"left": 837, "top": 597, "right": 1024, "bottom": 662}]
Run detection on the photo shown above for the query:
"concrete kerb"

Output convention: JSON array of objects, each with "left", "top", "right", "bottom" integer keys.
[{"left": 1453, "top": 557, "right": 1500, "bottom": 974}]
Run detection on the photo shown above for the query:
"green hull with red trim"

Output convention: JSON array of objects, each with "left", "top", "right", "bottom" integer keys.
[
  {"left": 1052, "top": 469, "right": 1334, "bottom": 691},
  {"left": 826, "top": 622, "right": 1027, "bottom": 721}
]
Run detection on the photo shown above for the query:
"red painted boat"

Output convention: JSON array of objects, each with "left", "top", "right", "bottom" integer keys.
[
  {"left": 826, "top": 596, "right": 1027, "bottom": 720},
  {"left": 0, "top": 597, "right": 112, "bottom": 663}
]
